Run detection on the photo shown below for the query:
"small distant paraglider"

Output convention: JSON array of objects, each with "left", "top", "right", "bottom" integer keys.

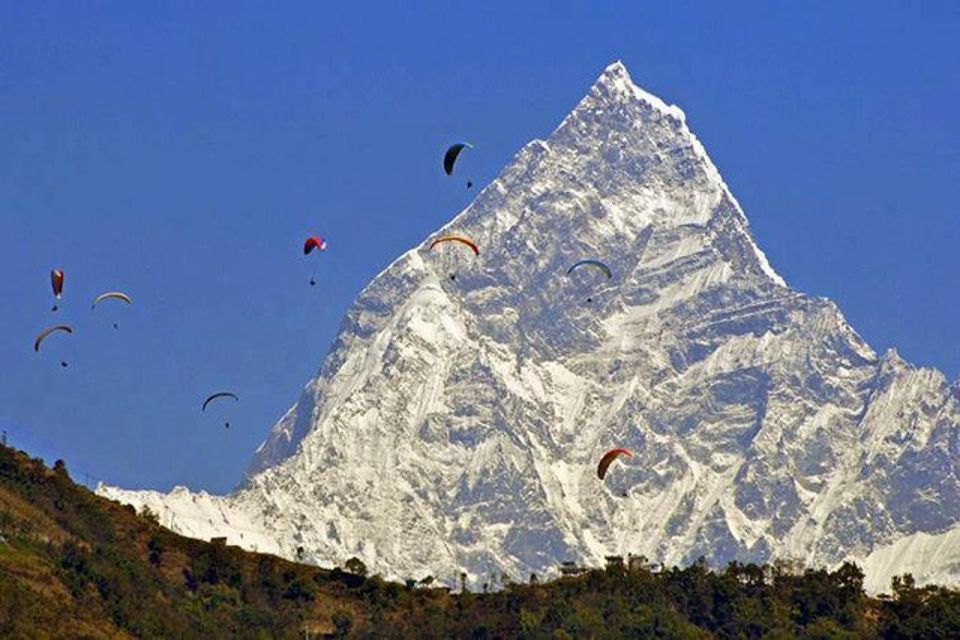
[
  {"left": 202, "top": 391, "right": 239, "bottom": 429},
  {"left": 429, "top": 235, "right": 479, "bottom": 256},
  {"left": 567, "top": 259, "right": 613, "bottom": 280},
  {"left": 50, "top": 269, "right": 65, "bottom": 312},
  {"left": 91, "top": 291, "right": 133, "bottom": 329},
  {"left": 567, "top": 259, "right": 613, "bottom": 304},
  {"left": 597, "top": 447, "right": 633, "bottom": 481},
  {"left": 444, "top": 143, "right": 474, "bottom": 189},
  {"left": 443, "top": 143, "right": 472, "bottom": 176},
  {"left": 303, "top": 236, "right": 327, "bottom": 254},
  {"left": 429, "top": 234, "right": 479, "bottom": 281},
  {"left": 303, "top": 236, "right": 327, "bottom": 286},
  {"left": 91, "top": 291, "right": 133, "bottom": 308},
  {"left": 34, "top": 324, "right": 73, "bottom": 353},
  {"left": 34, "top": 324, "right": 73, "bottom": 368}
]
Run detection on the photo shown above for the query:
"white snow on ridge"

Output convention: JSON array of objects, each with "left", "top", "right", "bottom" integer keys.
[
  {"left": 96, "top": 484, "right": 280, "bottom": 556},
  {"left": 859, "top": 528, "right": 960, "bottom": 594},
  {"left": 100, "top": 62, "right": 960, "bottom": 594}
]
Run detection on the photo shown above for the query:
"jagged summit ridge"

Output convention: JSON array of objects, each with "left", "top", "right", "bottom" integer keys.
[
  {"left": 563, "top": 60, "right": 784, "bottom": 286},
  {"left": 593, "top": 61, "right": 688, "bottom": 121},
  {"left": 100, "top": 63, "right": 959, "bottom": 593}
]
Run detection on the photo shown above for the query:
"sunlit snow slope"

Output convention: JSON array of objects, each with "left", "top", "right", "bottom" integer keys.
[{"left": 100, "top": 62, "right": 960, "bottom": 594}]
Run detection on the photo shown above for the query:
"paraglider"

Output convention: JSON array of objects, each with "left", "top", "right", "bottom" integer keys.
[
  {"left": 34, "top": 324, "right": 73, "bottom": 367},
  {"left": 91, "top": 291, "right": 133, "bottom": 308},
  {"left": 429, "top": 235, "right": 479, "bottom": 256},
  {"left": 566, "top": 259, "right": 613, "bottom": 280},
  {"left": 567, "top": 259, "right": 613, "bottom": 304},
  {"left": 429, "top": 235, "right": 479, "bottom": 281},
  {"left": 202, "top": 392, "right": 239, "bottom": 429},
  {"left": 91, "top": 291, "right": 132, "bottom": 329},
  {"left": 50, "top": 269, "right": 64, "bottom": 311},
  {"left": 443, "top": 143, "right": 473, "bottom": 176},
  {"left": 596, "top": 448, "right": 633, "bottom": 481},
  {"left": 34, "top": 324, "right": 73, "bottom": 353},
  {"left": 202, "top": 391, "right": 239, "bottom": 412},
  {"left": 303, "top": 236, "right": 327, "bottom": 255},
  {"left": 303, "top": 236, "right": 327, "bottom": 286}
]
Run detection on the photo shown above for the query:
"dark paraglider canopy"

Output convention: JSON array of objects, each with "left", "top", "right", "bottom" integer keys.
[
  {"left": 443, "top": 143, "right": 473, "bottom": 176},
  {"left": 34, "top": 324, "right": 73, "bottom": 353},
  {"left": 569, "top": 260, "right": 612, "bottom": 304},
  {"left": 597, "top": 448, "right": 633, "bottom": 480},
  {"left": 567, "top": 259, "right": 613, "bottom": 280},
  {"left": 201, "top": 392, "right": 239, "bottom": 412}
]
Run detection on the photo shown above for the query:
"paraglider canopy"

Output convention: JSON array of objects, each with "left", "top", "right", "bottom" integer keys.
[
  {"left": 91, "top": 291, "right": 133, "bottom": 308},
  {"left": 567, "top": 259, "right": 613, "bottom": 280},
  {"left": 443, "top": 143, "right": 473, "bottom": 176},
  {"left": 303, "top": 236, "right": 327, "bottom": 255},
  {"left": 429, "top": 235, "right": 479, "bottom": 256},
  {"left": 201, "top": 392, "right": 239, "bottom": 412},
  {"left": 50, "top": 269, "right": 64, "bottom": 299},
  {"left": 34, "top": 324, "right": 73, "bottom": 353},
  {"left": 597, "top": 448, "right": 633, "bottom": 480}
]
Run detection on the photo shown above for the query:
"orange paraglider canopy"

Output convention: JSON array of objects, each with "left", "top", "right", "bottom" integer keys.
[
  {"left": 429, "top": 235, "right": 479, "bottom": 256},
  {"left": 597, "top": 448, "right": 633, "bottom": 480}
]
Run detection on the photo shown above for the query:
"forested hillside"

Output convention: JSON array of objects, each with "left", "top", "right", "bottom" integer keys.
[{"left": 2, "top": 444, "right": 959, "bottom": 638}]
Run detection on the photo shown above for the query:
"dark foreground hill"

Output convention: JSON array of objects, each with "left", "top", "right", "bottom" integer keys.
[{"left": 2, "top": 444, "right": 960, "bottom": 638}]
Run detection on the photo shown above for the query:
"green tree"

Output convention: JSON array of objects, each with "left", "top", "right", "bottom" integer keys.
[
  {"left": 140, "top": 505, "right": 159, "bottom": 525},
  {"left": 344, "top": 557, "right": 367, "bottom": 578}
]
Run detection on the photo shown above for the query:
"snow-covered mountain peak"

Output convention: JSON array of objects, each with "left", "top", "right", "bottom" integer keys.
[
  {"left": 100, "top": 62, "right": 959, "bottom": 594},
  {"left": 551, "top": 63, "right": 785, "bottom": 287},
  {"left": 591, "top": 60, "right": 687, "bottom": 124}
]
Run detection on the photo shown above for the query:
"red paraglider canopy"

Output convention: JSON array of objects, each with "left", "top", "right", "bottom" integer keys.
[
  {"left": 51, "top": 268, "right": 64, "bottom": 299},
  {"left": 597, "top": 448, "right": 633, "bottom": 480},
  {"left": 303, "top": 236, "right": 327, "bottom": 255}
]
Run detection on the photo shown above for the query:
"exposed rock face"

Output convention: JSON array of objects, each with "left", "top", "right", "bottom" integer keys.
[{"left": 100, "top": 62, "right": 960, "bottom": 593}]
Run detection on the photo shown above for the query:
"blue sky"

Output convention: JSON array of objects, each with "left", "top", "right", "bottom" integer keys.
[{"left": 1, "top": 2, "right": 957, "bottom": 493}]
